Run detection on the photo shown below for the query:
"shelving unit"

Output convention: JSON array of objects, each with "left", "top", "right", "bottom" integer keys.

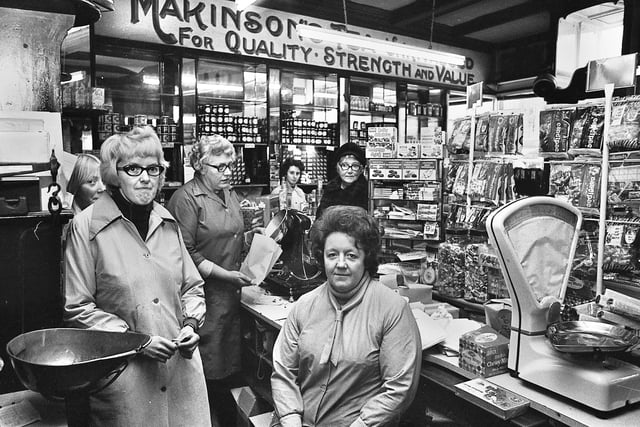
[
  {"left": 276, "top": 69, "right": 339, "bottom": 189},
  {"left": 194, "top": 60, "right": 269, "bottom": 187},
  {"left": 348, "top": 77, "right": 397, "bottom": 147}
]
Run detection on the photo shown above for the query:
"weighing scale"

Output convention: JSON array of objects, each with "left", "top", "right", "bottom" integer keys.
[{"left": 486, "top": 196, "right": 640, "bottom": 413}]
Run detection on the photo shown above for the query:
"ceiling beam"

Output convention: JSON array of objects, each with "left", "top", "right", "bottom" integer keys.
[
  {"left": 390, "top": 0, "right": 484, "bottom": 27},
  {"left": 450, "top": 2, "right": 544, "bottom": 36}
]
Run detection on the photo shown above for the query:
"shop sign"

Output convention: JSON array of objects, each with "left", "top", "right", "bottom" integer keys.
[{"left": 95, "top": 0, "right": 488, "bottom": 88}]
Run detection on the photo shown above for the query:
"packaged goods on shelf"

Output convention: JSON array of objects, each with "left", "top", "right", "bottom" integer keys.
[
  {"left": 423, "top": 221, "right": 441, "bottom": 240},
  {"left": 197, "top": 104, "right": 267, "bottom": 144},
  {"left": 548, "top": 162, "right": 601, "bottom": 214},
  {"left": 454, "top": 378, "right": 529, "bottom": 420},
  {"left": 539, "top": 107, "right": 574, "bottom": 158},
  {"left": 366, "top": 126, "right": 398, "bottom": 158},
  {"left": 436, "top": 230, "right": 468, "bottom": 298},
  {"left": 419, "top": 126, "right": 444, "bottom": 158},
  {"left": 402, "top": 160, "right": 419, "bottom": 179},
  {"left": 397, "top": 143, "right": 419, "bottom": 159},
  {"left": 568, "top": 103, "right": 605, "bottom": 156},
  {"left": 475, "top": 114, "right": 490, "bottom": 152},
  {"left": 608, "top": 95, "right": 640, "bottom": 152},
  {"left": 459, "top": 325, "right": 509, "bottom": 378},
  {"left": 447, "top": 117, "right": 472, "bottom": 155}
]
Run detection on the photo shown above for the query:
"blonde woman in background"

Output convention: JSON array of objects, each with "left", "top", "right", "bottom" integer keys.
[
  {"left": 66, "top": 153, "right": 105, "bottom": 214},
  {"left": 167, "top": 134, "right": 254, "bottom": 427}
]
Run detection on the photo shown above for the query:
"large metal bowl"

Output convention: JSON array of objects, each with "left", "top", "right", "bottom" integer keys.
[{"left": 6, "top": 328, "right": 150, "bottom": 399}]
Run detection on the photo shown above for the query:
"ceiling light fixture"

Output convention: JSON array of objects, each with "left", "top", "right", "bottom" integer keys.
[
  {"left": 236, "top": 0, "right": 257, "bottom": 11},
  {"left": 296, "top": 24, "right": 465, "bottom": 66}
]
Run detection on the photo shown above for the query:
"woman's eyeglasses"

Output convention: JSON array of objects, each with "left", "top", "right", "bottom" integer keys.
[
  {"left": 117, "top": 164, "right": 165, "bottom": 177},
  {"left": 204, "top": 162, "right": 234, "bottom": 173},
  {"left": 338, "top": 162, "right": 363, "bottom": 172}
]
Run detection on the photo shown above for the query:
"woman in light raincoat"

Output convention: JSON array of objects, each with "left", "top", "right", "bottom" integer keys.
[{"left": 64, "top": 126, "right": 211, "bottom": 427}]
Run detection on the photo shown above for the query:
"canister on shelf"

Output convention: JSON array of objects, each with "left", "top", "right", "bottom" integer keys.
[{"left": 436, "top": 229, "right": 468, "bottom": 298}]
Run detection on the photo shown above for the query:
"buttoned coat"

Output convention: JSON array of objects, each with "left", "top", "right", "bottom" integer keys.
[
  {"left": 64, "top": 194, "right": 211, "bottom": 427},
  {"left": 166, "top": 177, "right": 245, "bottom": 380}
]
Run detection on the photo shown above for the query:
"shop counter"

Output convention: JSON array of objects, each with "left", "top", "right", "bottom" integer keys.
[
  {"left": 0, "top": 390, "right": 66, "bottom": 426},
  {"left": 240, "top": 290, "right": 640, "bottom": 427}
]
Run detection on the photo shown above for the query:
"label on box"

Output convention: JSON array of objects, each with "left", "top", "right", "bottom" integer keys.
[
  {"left": 397, "top": 143, "right": 419, "bottom": 158},
  {"left": 459, "top": 325, "right": 509, "bottom": 377},
  {"left": 366, "top": 126, "right": 397, "bottom": 158},
  {"left": 454, "top": 378, "right": 529, "bottom": 420},
  {"left": 369, "top": 160, "right": 386, "bottom": 179},
  {"left": 423, "top": 221, "right": 440, "bottom": 240},
  {"left": 420, "top": 142, "right": 443, "bottom": 158},
  {"left": 383, "top": 160, "right": 403, "bottom": 180},
  {"left": 419, "top": 160, "right": 438, "bottom": 181},
  {"left": 416, "top": 203, "right": 438, "bottom": 221},
  {"left": 402, "top": 160, "right": 419, "bottom": 180}
]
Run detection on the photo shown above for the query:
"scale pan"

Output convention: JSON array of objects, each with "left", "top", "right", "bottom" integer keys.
[{"left": 547, "top": 321, "right": 639, "bottom": 353}]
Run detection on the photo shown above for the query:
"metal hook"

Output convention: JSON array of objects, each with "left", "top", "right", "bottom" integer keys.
[{"left": 48, "top": 183, "right": 61, "bottom": 198}]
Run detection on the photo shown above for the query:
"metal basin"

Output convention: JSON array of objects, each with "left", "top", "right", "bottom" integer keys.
[{"left": 6, "top": 328, "right": 150, "bottom": 399}]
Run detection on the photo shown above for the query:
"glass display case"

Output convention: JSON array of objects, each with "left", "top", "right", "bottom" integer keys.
[
  {"left": 278, "top": 70, "right": 339, "bottom": 188},
  {"left": 194, "top": 59, "right": 269, "bottom": 187},
  {"left": 348, "top": 78, "right": 397, "bottom": 147}
]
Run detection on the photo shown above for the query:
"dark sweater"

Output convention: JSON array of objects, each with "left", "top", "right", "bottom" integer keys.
[
  {"left": 316, "top": 175, "right": 369, "bottom": 218},
  {"left": 112, "top": 190, "right": 153, "bottom": 240}
]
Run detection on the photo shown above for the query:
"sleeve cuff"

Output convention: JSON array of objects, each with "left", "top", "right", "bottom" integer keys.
[
  {"left": 183, "top": 317, "right": 199, "bottom": 333},
  {"left": 278, "top": 413, "right": 302, "bottom": 427},
  {"left": 351, "top": 417, "right": 367, "bottom": 427}
]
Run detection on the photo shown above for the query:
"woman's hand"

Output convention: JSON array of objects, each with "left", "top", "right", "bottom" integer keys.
[
  {"left": 226, "top": 270, "right": 254, "bottom": 288},
  {"left": 173, "top": 326, "right": 199, "bottom": 359},
  {"left": 140, "top": 335, "right": 178, "bottom": 363}
]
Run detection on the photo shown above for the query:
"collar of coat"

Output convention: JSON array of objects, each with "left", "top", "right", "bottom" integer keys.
[
  {"left": 88, "top": 192, "right": 175, "bottom": 240},
  {"left": 191, "top": 175, "right": 228, "bottom": 205}
]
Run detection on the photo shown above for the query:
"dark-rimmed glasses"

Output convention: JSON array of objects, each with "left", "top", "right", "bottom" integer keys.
[
  {"left": 204, "top": 162, "right": 235, "bottom": 173},
  {"left": 338, "top": 162, "right": 363, "bottom": 172},
  {"left": 117, "top": 164, "right": 165, "bottom": 177}
]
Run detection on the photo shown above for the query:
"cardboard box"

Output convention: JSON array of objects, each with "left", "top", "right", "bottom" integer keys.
[
  {"left": 402, "top": 160, "right": 419, "bottom": 180},
  {"left": 369, "top": 160, "right": 386, "bottom": 179},
  {"left": 366, "top": 126, "right": 397, "bottom": 158},
  {"left": 397, "top": 142, "right": 419, "bottom": 158},
  {"left": 398, "top": 283, "right": 433, "bottom": 303},
  {"left": 418, "top": 160, "right": 439, "bottom": 181},
  {"left": 231, "top": 387, "right": 272, "bottom": 427},
  {"left": 422, "top": 302, "right": 459, "bottom": 318},
  {"left": 383, "top": 160, "right": 403, "bottom": 180},
  {"left": 454, "top": 378, "right": 529, "bottom": 420},
  {"left": 459, "top": 325, "right": 509, "bottom": 377}
]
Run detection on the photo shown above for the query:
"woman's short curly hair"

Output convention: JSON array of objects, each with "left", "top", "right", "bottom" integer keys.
[
  {"left": 310, "top": 205, "right": 380, "bottom": 276},
  {"left": 100, "top": 126, "right": 168, "bottom": 190},
  {"left": 279, "top": 158, "right": 305, "bottom": 179},
  {"left": 190, "top": 134, "right": 236, "bottom": 173}
]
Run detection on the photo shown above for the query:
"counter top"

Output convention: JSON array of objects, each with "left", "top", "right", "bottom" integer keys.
[
  {"left": 0, "top": 390, "right": 66, "bottom": 427},
  {"left": 240, "top": 289, "right": 640, "bottom": 427}
]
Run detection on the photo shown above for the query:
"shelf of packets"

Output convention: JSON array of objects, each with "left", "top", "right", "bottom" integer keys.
[
  {"left": 447, "top": 112, "right": 524, "bottom": 156},
  {"left": 378, "top": 219, "right": 441, "bottom": 241},
  {"left": 539, "top": 95, "right": 640, "bottom": 158},
  {"left": 445, "top": 159, "right": 518, "bottom": 207},
  {"left": 366, "top": 126, "right": 444, "bottom": 159},
  {"left": 371, "top": 184, "right": 441, "bottom": 221},
  {"left": 369, "top": 158, "right": 440, "bottom": 181}
]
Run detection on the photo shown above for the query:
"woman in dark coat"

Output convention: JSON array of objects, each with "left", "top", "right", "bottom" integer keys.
[{"left": 316, "top": 142, "right": 368, "bottom": 218}]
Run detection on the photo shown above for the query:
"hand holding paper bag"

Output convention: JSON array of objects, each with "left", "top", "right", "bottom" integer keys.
[{"left": 240, "top": 233, "right": 282, "bottom": 285}]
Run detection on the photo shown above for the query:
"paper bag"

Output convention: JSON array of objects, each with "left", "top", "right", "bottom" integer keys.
[{"left": 240, "top": 233, "right": 282, "bottom": 285}]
